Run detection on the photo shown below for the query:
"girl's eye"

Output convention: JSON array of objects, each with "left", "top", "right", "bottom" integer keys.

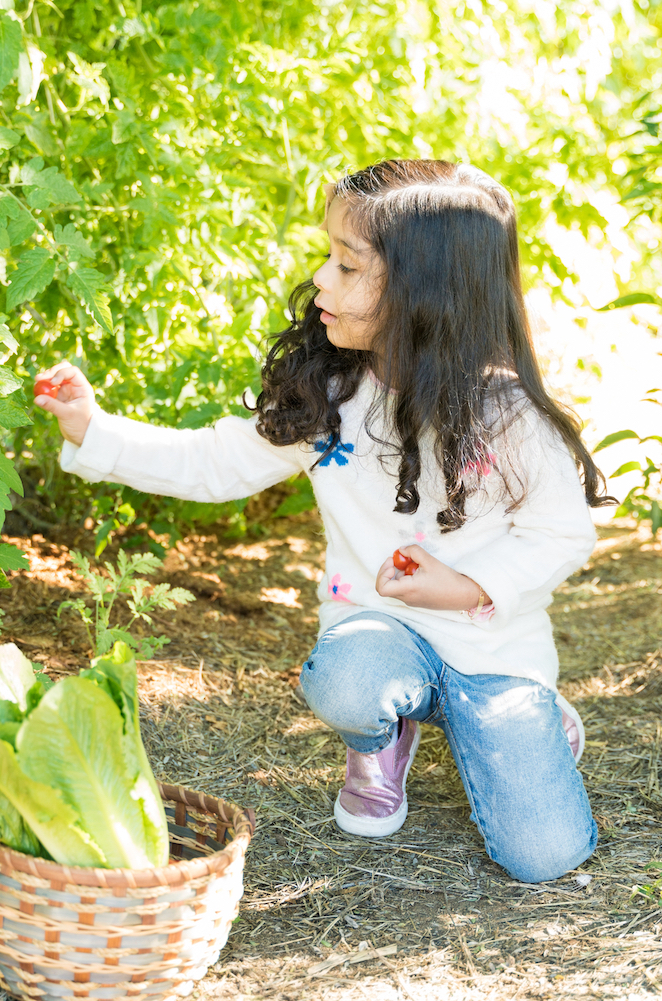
[{"left": 323, "top": 253, "right": 354, "bottom": 274}]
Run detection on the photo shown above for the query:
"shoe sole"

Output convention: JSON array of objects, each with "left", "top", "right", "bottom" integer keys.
[{"left": 333, "top": 723, "right": 421, "bottom": 838}]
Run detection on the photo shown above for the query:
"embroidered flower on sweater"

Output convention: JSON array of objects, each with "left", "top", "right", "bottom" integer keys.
[
  {"left": 461, "top": 449, "right": 497, "bottom": 478},
  {"left": 314, "top": 436, "right": 355, "bottom": 467},
  {"left": 328, "top": 573, "right": 353, "bottom": 602}
]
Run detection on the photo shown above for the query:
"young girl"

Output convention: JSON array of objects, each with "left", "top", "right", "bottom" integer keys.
[{"left": 36, "top": 159, "right": 612, "bottom": 884}]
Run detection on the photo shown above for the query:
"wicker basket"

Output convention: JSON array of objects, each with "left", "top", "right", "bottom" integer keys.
[{"left": 0, "top": 782, "right": 255, "bottom": 1001}]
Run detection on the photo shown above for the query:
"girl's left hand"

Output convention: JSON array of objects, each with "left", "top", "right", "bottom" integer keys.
[{"left": 375, "top": 545, "right": 486, "bottom": 611}]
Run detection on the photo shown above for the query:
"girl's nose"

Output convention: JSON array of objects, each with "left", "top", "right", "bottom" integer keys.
[{"left": 312, "top": 266, "right": 326, "bottom": 291}]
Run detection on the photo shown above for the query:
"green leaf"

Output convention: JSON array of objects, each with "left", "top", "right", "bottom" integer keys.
[
  {"left": 0, "top": 453, "right": 22, "bottom": 495},
  {"left": 54, "top": 222, "right": 94, "bottom": 259},
  {"left": 593, "top": 430, "right": 640, "bottom": 452},
  {"left": 0, "top": 738, "right": 104, "bottom": 865},
  {"left": 24, "top": 122, "right": 58, "bottom": 156},
  {"left": 0, "top": 398, "right": 30, "bottom": 428},
  {"left": 20, "top": 159, "right": 81, "bottom": 206},
  {"left": 177, "top": 402, "right": 225, "bottom": 429},
  {"left": 0, "top": 721, "right": 19, "bottom": 747},
  {"left": 6, "top": 209, "right": 34, "bottom": 245},
  {"left": 32, "top": 669, "right": 54, "bottom": 693},
  {"left": 0, "top": 126, "right": 19, "bottom": 150},
  {"left": 66, "top": 266, "right": 113, "bottom": 333},
  {"left": 597, "top": 293, "right": 661, "bottom": 310},
  {"left": 0, "top": 701, "right": 23, "bottom": 725},
  {"left": 6, "top": 248, "right": 55, "bottom": 311},
  {"left": 0, "top": 14, "right": 21, "bottom": 93},
  {"left": 0, "top": 365, "right": 21, "bottom": 398},
  {"left": 0, "top": 543, "right": 28, "bottom": 571},
  {"left": 274, "top": 476, "right": 316, "bottom": 517},
  {"left": 0, "top": 782, "right": 44, "bottom": 856},
  {"left": 0, "top": 323, "right": 17, "bottom": 353},
  {"left": 94, "top": 516, "right": 115, "bottom": 557},
  {"left": 610, "top": 461, "right": 642, "bottom": 477},
  {"left": 26, "top": 188, "right": 52, "bottom": 210},
  {"left": 651, "top": 501, "right": 662, "bottom": 536}
]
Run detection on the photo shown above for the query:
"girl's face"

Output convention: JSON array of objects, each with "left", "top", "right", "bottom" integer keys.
[{"left": 312, "top": 197, "right": 383, "bottom": 351}]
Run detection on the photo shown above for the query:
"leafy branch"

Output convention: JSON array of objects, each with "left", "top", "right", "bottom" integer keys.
[{"left": 58, "top": 549, "right": 195, "bottom": 658}]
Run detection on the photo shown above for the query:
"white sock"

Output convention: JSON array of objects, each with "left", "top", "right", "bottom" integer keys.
[{"left": 385, "top": 724, "right": 399, "bottom": 750}]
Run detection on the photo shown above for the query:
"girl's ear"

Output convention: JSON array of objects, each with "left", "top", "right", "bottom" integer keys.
[{"left": 319, "top": 182, "right": 336, "bottom": 231}]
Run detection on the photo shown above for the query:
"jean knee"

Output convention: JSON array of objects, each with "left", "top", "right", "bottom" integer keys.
[
  {"left": 300, "top": 651, "right": 372, "bottom": 733},
  {"left": 493, "top": 817, "right": 598, "bottom": 884},
  {"left": 299, "top": 614, "right": 405, "bottom": 733}
]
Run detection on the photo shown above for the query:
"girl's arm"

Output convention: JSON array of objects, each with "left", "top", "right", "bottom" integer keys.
[
  {"left": 376, "top": 407, "right": 596, "bottom": 627},
  {"left": 35, "top": 364, "right": 304, "bottom": 502}
]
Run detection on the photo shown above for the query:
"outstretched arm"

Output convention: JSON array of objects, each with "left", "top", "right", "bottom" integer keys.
[{"left": 34, "top": 364, "right": 305, "bottom": 503}]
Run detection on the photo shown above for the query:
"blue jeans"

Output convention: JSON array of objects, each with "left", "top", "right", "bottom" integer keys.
[{"left": 300, "top": 611, "right": 597, "bottom": 884}]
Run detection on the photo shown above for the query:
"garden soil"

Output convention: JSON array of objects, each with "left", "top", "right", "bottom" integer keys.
[{"left": 0, "top": 509, "right": 661, "bottom": 1000}]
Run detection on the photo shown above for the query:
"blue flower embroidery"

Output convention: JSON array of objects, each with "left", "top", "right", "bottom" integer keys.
[{"left": 314, "top": 436, "right": 355, "bottom": 467}]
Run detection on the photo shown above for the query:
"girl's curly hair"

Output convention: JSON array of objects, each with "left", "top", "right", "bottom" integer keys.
[{"left": 253, "top": 159, "right": 615, "bottom": 531}]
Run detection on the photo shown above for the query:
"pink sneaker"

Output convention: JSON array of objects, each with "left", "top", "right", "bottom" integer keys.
[
  {"left": 556, "top": 694, "right": 585, "bottom": 764},
  {"left": 334, "top": 719, "right": 421, "bottom": 837}
]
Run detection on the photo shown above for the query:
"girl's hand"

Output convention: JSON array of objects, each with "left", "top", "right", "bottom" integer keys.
[
  {"left": 375, "top": 545, "right": 489, "bottom": 611},
  {"left": 33, "top": 363, "right": 95, "bottom": 447}
]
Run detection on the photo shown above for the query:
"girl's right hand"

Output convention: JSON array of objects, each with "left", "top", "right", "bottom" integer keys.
[{"left": 33, "top": 363, "right": 95, "bottom": 447}]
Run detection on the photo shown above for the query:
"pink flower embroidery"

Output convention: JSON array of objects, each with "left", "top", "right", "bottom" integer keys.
[
  {"left": 462, "top": 450, "right": 497, "bottom": 478},
  {"left": 415, "top": 532, "right": 426, "bottom": 543},
  {"left": 328, "top": 573, "right": 353, "bottom": 602}
]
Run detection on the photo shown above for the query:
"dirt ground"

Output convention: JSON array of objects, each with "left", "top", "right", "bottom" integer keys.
[{"left": 0, "top": 509, "right": 661, "bottom": 1000}]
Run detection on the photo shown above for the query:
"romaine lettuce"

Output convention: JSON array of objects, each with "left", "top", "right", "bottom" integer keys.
[{"left": 0, "top": 641, "right": 169, "bottom": 868}]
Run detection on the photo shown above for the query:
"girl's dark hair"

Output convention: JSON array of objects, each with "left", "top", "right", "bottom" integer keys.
[{"left": 254, "top": 159, "right": 615, "bottom": 531}]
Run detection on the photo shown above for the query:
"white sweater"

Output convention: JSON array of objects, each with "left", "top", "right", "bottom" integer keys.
[{"left": 60, "top": 375, "right": 596, "bottom": 690}]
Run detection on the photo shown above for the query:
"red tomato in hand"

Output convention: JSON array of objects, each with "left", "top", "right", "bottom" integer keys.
[
  {"left": 33, "top": 379, "right": 59, "bottom": 399},
  {"left": 393, "top": 549, "right": 410, "bottom": 571},
  {"left": 404, "top": 560, "right": 419, "bottom": 575}
]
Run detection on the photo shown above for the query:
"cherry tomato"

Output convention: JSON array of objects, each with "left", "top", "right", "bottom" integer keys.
[
  {"left": 404, "top": 560, "right": 419, "bottom": 575},
  {"left": 33, "top": 379, "right": 59, "bottom": 399},
  {"left": 393, "top": 549, "right": 410, "bottom": 571}
]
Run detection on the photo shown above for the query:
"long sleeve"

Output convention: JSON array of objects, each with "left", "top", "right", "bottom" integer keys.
[
  {"left": 452, "top": 409, "right": 596, "bottom": 631},
  {"left": 60, "top": 405, "right": 305, "bottom": 502}
]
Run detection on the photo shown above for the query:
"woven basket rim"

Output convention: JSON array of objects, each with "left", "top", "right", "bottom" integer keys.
[{"left": 0, "top": 782, "right": 255, "bottom": 889}]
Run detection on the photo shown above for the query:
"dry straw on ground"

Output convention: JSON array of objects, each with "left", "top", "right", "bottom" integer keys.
[{"left": 0, "top": 513, "right": 661, "bottom": 1000}]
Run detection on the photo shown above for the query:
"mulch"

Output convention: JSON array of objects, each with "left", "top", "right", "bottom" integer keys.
[{"left": 0, "top": 511, "right": 661, "bottom": 1000}]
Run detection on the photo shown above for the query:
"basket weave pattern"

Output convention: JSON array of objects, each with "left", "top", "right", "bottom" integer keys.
[{"left": 0, "top": 782, "right": 255, "bottom": 1001}]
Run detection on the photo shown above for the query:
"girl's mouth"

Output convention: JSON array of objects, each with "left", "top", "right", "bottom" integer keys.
[{"left": 314, "top": 300, "right": 337, "bottom": 324}]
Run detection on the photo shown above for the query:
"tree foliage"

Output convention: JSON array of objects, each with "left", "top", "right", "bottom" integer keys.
[{"left": 0, "top": 0, "right": 656, "bottom": 549}]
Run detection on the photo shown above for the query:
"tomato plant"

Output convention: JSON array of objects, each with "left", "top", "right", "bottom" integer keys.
[{"left": 0, "top": 0, "right": 652, "bottom": 547}]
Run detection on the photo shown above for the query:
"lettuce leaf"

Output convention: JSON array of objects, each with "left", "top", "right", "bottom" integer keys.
[
  {"left": 81, "top": 642, "right": 169, "bottom": 867},
  {"left": 0, "top": 641, "right": 168, "bottom": 868},
  {"left": 16, "top": 672, "right": 167, "bottom": 869},
  {"left": 0, "top": 740, "right": 103, "bottom": 864},
  {"left": 0, "top": 786, "right": 43, "bottom": 857}
]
